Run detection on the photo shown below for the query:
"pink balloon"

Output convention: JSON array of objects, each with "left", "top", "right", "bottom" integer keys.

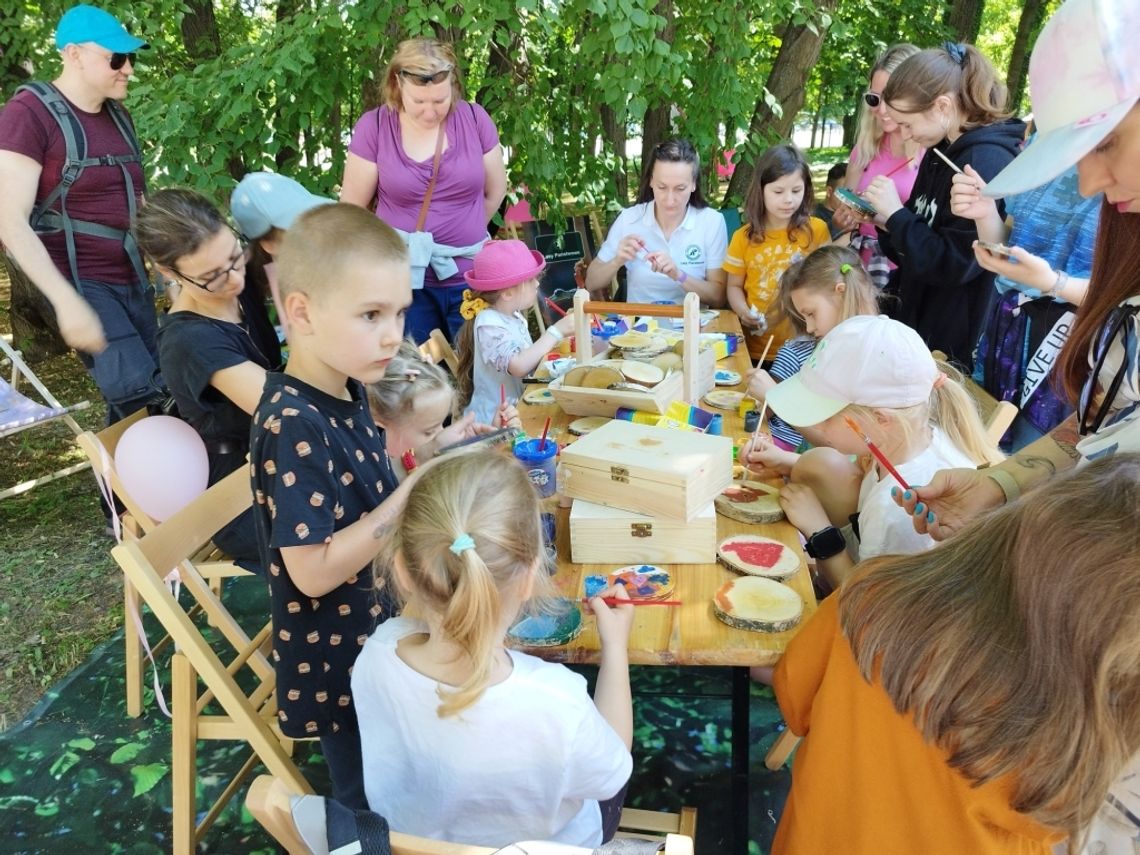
[{"left": 114, "top": 416, "right": 210, "bottom": 522}]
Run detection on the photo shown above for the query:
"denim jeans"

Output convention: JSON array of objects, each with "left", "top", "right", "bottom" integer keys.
[
  {"left": 405, "top": 285, "right": 466, "bottom": 345},
  {"left": 74, "top": 278, "right": 164, "bottom": 424}
]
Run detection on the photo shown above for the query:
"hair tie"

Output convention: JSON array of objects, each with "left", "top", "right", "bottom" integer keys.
[
  {"left": 449, "top": 532, "right": 476, "bottom": 555},
  {"left": 932, "top": 371, "right": 949, "bottom": 390},
  {"left": 943, "top": 42, "right": 966, "bottom": 66},
  {"left": 839, "top": 263, "right": 852, "bottom": 274},
  {"left": 459, "top": 288, "right": 490, "bottom": 320}
]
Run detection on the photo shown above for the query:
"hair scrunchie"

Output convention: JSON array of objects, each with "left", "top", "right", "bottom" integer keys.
[
  {"left": 943, "top": 41, "right": 966, "bottom": 66},
  {"left": 839, "top": 263, "right": 853, "bottom": 274},
  {"left": 459, "top": 288, "right": 490, "bottom": 320}
]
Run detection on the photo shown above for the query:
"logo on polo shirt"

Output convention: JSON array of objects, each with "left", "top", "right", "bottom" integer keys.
[{"left": 684, "top": 244, "right": 703, "bottom": 263}]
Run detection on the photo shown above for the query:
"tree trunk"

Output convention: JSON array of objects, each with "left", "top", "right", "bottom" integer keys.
[
  {"left": 3, "top": 255, "right": 69, "bottom": 361},
  {"left": 639, "top": 0, "right": 676, "bottom": 181},
  {"left": 600, "top": 104, "right": 630, "bottom": 205},
  {"left": 180, "top": 0, "right": 221, "bottom": 63},
  {"left": 725, "top": 0, "right": 839, "bottom": 202},
  {"left": 1005, "top": 0, "right": 1047, "bottom": 114},
  {"left": 945, "top": 0, "right": 986, "bottom": 44}
]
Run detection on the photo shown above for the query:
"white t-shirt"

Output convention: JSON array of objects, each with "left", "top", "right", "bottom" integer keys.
[
  {"left": 352, "top": 616, "right": 632, "bottom": 848},
  {"left": 467, "top": 307, "right": 531, "bottom": 425},
  {"left": 598, "top": 202, "right": 728, "bottom": 304},
  {"left": 856, "top": 427, "right": 976, "bottom": 561},
  {"left": 1076, "top": 296, "right": 1140, "bottom": 462}
]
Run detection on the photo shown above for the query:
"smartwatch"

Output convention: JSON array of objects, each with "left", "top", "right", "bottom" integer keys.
[{"left": 804, "top": 526, "right": 846, "bottom": 560}]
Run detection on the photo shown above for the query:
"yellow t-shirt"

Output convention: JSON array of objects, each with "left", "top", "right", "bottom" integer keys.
[
  {"left": 723, "top": 218, "right": 830, "bottom": 358},
  {"left": 772, "top": 594, "right": 1063, "bottom": 855}
]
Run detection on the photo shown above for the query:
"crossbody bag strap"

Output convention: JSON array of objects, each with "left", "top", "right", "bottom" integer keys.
[{"left": 414, "top": 123, "right": 446, "bottom": 232}]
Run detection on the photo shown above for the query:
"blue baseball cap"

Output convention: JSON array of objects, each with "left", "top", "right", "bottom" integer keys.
[
  {"left": 230, "top": 172, "right": 334, "bottom": 240},
  {"left": 55, "top": 5, "right": 148, "bottom": 53}
]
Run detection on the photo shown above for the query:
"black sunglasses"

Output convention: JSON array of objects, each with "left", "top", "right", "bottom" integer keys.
[
  {"left": 1077, "top": 302, "right": 1139, "bottom": 436},
  {"left": 863, "top": 92, "right": 882, "bottom": 109},
  {"left": 399, "top": 67, "right": 452, "bottom": 86},
  {"left": 109, "top": 52, "right": 137, "bottom": 71}
]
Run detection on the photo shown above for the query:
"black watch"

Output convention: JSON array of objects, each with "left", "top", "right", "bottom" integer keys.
[{"left": 804, "top": 526, "right": 846, "bottom": 560}]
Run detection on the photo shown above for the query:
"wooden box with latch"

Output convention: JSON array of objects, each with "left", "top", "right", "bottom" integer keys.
[
  {"left": 568, "top": 498, "right": 717, "bottom": 564},
  {"left": 558, "top": 419, "right": 732, "bottom": 521}
]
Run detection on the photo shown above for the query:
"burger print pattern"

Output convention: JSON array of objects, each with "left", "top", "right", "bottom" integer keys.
[{"left": 249, "top": 373, "right": 398, "bottom": 739}]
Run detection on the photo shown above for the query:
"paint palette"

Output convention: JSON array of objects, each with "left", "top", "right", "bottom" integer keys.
[
  {"left": 610, "top": 565, "right": 674, "bottom": 600},
  {"left": 522, "top": 387, "right": 556, "bottom": 405},
  {"left": 507, "top": 598, "right": 583, "bottom": 648},
  {"left": 703, "top": 390, "right": 746, "bottom": 410},
  {"left": 716, "top": 534, "right": 800, "bottom": 581},
  {"left": 714, "top": 369, "right": 742, "bottom": 387}
]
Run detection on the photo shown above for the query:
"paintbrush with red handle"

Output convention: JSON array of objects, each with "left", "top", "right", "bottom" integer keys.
[{"left": 843, "top": 416, "right": 910, "bottom": 490}]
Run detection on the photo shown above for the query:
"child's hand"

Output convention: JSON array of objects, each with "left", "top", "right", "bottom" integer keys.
[
  {"left": 737, "top": 309, "right": 764, "bottom": 330},
  {"left": 432, "top": 411, "right": 479, "bottom": 452},
  {"left": 745, "top": 367, "right": 776, "bottom": 401},
  {"left": 778, "top": 482, "right": 831, "bottom": 537},
  {"left": 862, "top": 175, "right": 904, "bottom": 220},
  {"left": 740, "top": 431, "right": 797, "bottom": 478},
  {"left": 588, "top": 584, "right": 634, "bottom": 648},
  {"left": 553, "top": 314, "right": 576, "bottom": 337},
  {"left": 495, "top": 402, "right": 522, "bottom": 430}
]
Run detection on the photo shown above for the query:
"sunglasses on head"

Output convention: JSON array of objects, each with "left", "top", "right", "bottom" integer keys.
[
  {"left": 863, "top": 92, "right": 882, "bottom": 109},
  {"left": 399, "top": 67, "right": 452, "bottom": 86}
]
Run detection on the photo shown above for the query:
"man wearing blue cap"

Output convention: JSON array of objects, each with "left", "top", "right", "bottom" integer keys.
[{"left": 0, "top": 4, "right": 163, "bottom": 422}]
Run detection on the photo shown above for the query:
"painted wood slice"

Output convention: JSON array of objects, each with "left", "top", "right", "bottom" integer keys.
[
  {"left": 522, "top": 387, "right": 556, "bottom": 404},
  {"left": 610, "top": 564, "right": 674, "bottom": 600},
  {"left": 715, "top": 481, "right": 785, "bottom": 524},
  {"left": 713, "top": 576, "right": 803, "bottom": 633},
  {"left": 507, "top": 598, "right": 583, "bottom": 648},
  {"left": 703, "top": 390, "right": 745, "bottom": 410},
  {"left": 568, "top": 416, "right": 611, "bottom": 435},
  {"left": 714, "top": 369, "right": 742, "bottom": 387},
  {"left": 716, "top": 534, "right": 799, "bottom": 581}
]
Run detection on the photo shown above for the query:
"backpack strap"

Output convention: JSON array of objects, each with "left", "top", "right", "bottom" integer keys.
[{"left": 16, "top": 82, "right": 148, "bottom": 288}]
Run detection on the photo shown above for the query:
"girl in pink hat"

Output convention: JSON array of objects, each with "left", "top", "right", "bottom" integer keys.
[{"left": 456, "top": 239, "right": 576, "bottom": 424}]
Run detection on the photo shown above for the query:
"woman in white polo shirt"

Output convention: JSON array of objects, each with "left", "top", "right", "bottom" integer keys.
[{"left": 585, "top": 139, "right": 728, "bottom": 305}]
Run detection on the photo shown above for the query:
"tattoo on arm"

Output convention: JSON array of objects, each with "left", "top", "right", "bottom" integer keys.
[{"left": 1013, "top": 455, "right": 1058, "bottom": 477}]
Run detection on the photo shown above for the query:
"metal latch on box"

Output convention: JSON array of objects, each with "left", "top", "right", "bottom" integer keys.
[
  {"left": 610, "top": 466, "right": 629, "bottom": 483},
  {"left": 630, "top": 522, "right": 653, "bottom": 538}
]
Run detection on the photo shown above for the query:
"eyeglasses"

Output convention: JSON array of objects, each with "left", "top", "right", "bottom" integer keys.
[
  {"left": 79, "top": 45, "right": 136, "bottom": 70},
  {"left": 172, "top": 236, "right": 251, "bottom": 292},
  {"left": 399, "top": 67, "right": 452, "bottom": 86},
  {"left": 863, "top": 92, "right": 882, "bottom": 109},
  {"left": 1077, "top": 302, "right": 1140, "bottom": 436}
]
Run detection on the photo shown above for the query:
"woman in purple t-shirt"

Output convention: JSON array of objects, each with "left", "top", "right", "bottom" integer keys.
[{"left": 341, "top": 39, "right": 507, "bottom": 343}]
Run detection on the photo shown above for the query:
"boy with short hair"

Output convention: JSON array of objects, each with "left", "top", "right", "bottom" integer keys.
[
  {"left": 249, "top": 203, "right": 411, "bottom": 808},
  {"left": 814, "top": 162, "right": 848, "bottom": 239}
]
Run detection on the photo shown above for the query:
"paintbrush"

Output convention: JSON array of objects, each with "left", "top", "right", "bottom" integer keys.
[
  {"left": 843, "top": 415, "right": 910, "bottom": 490},
  {"left": 544, "top": 296, "right": 567, "bottom": 317},
  {"left": 929, "top": 146, "right": 963, "bottom": 174},
  {"left": 581, "top": 598, "right": 682, "bottom": 607}
]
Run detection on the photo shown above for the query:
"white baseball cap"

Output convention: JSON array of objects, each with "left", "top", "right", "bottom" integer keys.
[
  {"left": 765, "top": 315, "right": 939, "bottom": 428},
  {"left": 230, "top": 172, "right": 333, "bottom": 240},
  {"left": 984, "top": 0, "right": 1140, "bottom": 198}
]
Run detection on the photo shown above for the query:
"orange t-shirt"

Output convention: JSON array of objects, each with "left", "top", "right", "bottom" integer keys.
[{"left": 772, "top": 594, "right": 1064, "bottom": 855}]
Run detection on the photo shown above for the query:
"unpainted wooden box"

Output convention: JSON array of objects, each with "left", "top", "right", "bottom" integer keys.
[{"left": 569, "top": 498, "right": 716, "bottom": 564}]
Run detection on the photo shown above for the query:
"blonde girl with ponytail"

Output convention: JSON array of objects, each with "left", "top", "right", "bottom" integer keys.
[
  {"left": 352, "top": 452, "right": 634, "bottom": 847},
  {"left": 744, "top": 314, "right": 1001, "bottom": 591}
]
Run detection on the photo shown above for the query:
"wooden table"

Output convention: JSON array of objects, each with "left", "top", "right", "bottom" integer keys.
[{"left": 515, "top": 308, "right": 814, "bottom": 854}]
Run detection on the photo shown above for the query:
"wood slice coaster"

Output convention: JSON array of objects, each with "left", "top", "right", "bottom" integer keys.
[
  {"left": 522, "top": 387, "right": 556, "bottom": 405},
  {"left": 507, "top": 599, "right": 583, "bottom": 648},
  {"left": 716, "top": 534, "right": 799, "bottom": 581},
  {"left": 610, "top": 564, "right": 674, "bottom": 600},
  {"left": 715, "top": 481, "right": 785, "bottom": 524},
  {"left": 703, "top": 390, "right": 745, "bottom": 410},
  {"left": 714, "top": 369, "right": 742, "bottom": 387},
  {"left": 609, "top": 331, "right": 656, "bottom": 349},
  {"left": 568, "top": 416, "right": 612, "bottom": 435},
  {"left": 713, "top": 576, "right": 803, "bottom": 633}
]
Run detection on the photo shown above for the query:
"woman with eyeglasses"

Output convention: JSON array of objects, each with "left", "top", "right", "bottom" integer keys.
[
  {"left": 340, "top": 39, "right": 507, "bottom": 344},
  {"left": 895, "top": 0, "right": 1140, "bottom": 545},
  {"left": 134, "top": 189, "right": 283, "bottom": 571},
  {"left": 583, "top": 138, "right": 728, "bottom": 305},
  {"left": 831, "top": 44, "right": 923, "bottom": 286}
]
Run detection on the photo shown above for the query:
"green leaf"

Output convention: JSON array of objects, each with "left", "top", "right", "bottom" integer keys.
[
  {"left": 67, "top": 737, "right": 96, "bottom": 751},
  {"left": 49, "top": 751, "right": 80, "bottom": 779},
  {"left": 0, "top": 768, "right": 16, "bottom": 785},
  {"left": 130, "top": 763, "right": 169, "bottom": 797},
  {"left": 629, "top": 8, "right": 649, "bottom": 28},
  {"left": 109, "top": 743, "right": 144, "bottom": 765},
  {"left": 34, "top": 800, "right": 60, "bottom": 818}
]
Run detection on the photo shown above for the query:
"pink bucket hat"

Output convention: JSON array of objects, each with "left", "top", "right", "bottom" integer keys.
[
  {"left": 766, "top": 315, "right": 939, "bottom": 428},
  {"left": 984, "top": 0, "right": 1140, "bottom": 198},
  {"left": 463, "top": 239, "right": 546, "bottom": 292}
]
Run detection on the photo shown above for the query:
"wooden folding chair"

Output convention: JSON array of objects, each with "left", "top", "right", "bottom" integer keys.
[
  {"left": 0, "top": 334, "right": 91, "bottom": 499},
  {"left": 931, "top": 351, "right": 1019, "bottom": 444},
  {"left": 419, "top": 328, "right": 459, "bottom": 375},
  {"left": 247, "top": 775, "right": 695, "bottom": 855},
  {"left": 76, "top": 410, "right": 253, "bottom": 717},
  {"left": 111, "top": 468, "right": 310, "bottom": 854}
]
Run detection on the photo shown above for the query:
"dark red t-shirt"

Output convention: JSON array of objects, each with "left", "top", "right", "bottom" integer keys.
[{"left": 0, "top": 86, "right": 145, "bottom": 285}]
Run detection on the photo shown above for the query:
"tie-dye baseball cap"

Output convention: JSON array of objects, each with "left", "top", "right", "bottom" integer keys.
[{"left": 984, "top": 0, "right": 1140, "bottom": 198}]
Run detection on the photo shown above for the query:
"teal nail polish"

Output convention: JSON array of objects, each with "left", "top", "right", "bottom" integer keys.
[
  {"left": 927, "top": 511, "right": 936, "bottom": 523},
  {"left": 890, "top": 487, "right": 900, "bottom": 499},
  {"left": 903, "top": 490, "right": 913, "bottom": 501},
  {"left": 914, "top": 502, "right": 925, "bottom": 515}
]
